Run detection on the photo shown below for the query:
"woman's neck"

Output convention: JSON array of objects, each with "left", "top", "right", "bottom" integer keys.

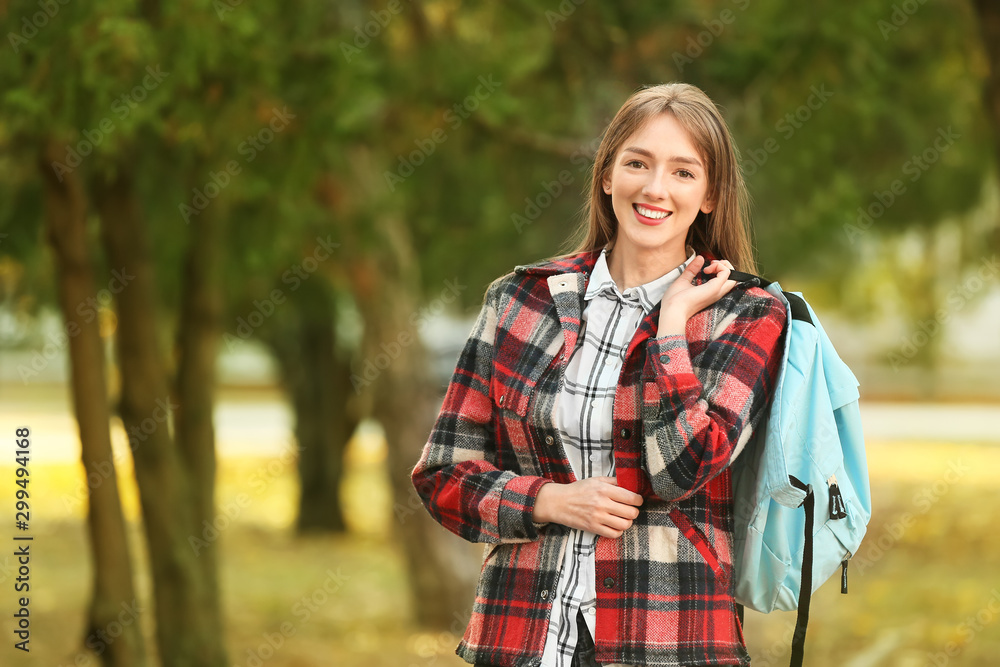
[{"left": 606, "top": 240, "right": 689, "bottom": 291}]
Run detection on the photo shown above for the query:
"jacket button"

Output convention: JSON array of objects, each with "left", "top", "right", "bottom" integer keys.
[
  {"left": 620, "top": 428, "right": 630, "bottom": 439},
  {"left": 540, "top": 589, "right": 549, "bottom": 599},
  {"left": 603, "top": 577, "right": 615, "bottom": 588},
  {"left": 498, "top": 395, "right": 505, "bottom": 405},
  {"left": 545, "top": 435, "right": 554, "bottom": 445},
  {"left": 659, "top": 354, "right": 669, "bottom": 363}
]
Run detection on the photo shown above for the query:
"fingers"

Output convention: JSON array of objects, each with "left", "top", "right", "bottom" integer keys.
[
  {"left": 685, "top": 254, "right": 706, "bottom": 274},
  {"left": 673, "top": 255, "right": 703, "bottom": 288},
  {"left": 590, "top": 504, "right": 638, "bottom": 539},
  {"left": 574, "top": 478, "right": 644, "bottom": 538},
  {"left": 594, "top": 525, "right": 627, "bottom": 540},
  {"left": 703, "top": 258, "right": 735, "bottom": 275},
  {"left": 607, "top": 486, "right": 644, "bottom": 508},
  {"left": 703, "top": 259, "right": 737, "bottom": 295},
  {"left": 594, "top": 477, "right": 644, "bottom": 507},
  {"left": 596, "top": 515, "right": 634, "bottom": 537}
]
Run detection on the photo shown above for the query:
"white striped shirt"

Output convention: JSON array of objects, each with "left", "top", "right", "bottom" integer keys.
[{"left": 539, "top": 242, "right": 696, "bottom": 667}]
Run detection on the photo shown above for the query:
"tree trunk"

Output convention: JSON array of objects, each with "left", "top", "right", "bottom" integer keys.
[
  {"left": 263, "top": 278, "right": 353, "bottom": 533},
  {"left": 39, "top": 141, "right": 147, "bottom": 667},
  {"left": 171, "top": 195, "right": 229, "bottom": 661},
  {"left": 352, "top": 216, "right": 479, "bottom": 629},
  {"left": 92, "top": 165, "right": 226, "bottom": 667}
]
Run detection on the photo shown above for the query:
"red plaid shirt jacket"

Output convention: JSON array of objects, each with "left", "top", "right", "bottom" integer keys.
[{"left": 411, "top": 247, "right": 787, "bottom": 667}]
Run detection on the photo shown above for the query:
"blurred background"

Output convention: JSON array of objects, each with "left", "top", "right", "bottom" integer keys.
[{"left": 1, "top": 1, "right": 999, "bottom": 665}]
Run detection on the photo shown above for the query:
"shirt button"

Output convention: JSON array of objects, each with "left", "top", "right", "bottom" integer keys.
[
  {"left": 498, "top": 395, "right": 505, "bottom": 405},
  {"left": 587, "top": 607, "right": 596, "bottom": 615},
  {"left": 545, "top": 435, "right": 554, "bottom": 445},
  {"left": 659, "top": 354, "right": 669, "bottom": 363},
  {"left": 540, "top": 589, "right": 549, "bottom": 599},
  {"left": 589, "top": 453, "right": 598, "bottom": 462},
  {"left": 603, "top": 577, "right": 615, "bottom": 588},
  {"left": 620, "top": 428, "right": 630, "bottom": 439},
  {"left": 591, "top": 399, "right": 598, "bottom": 408}
]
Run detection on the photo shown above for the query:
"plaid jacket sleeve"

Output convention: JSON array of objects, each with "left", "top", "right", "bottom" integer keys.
[
  {"left": 640, "top": 287, "right": 786, "bottom": 503},
  {"left": 410, "top": 279, "right": 552, "bottom": 544}
]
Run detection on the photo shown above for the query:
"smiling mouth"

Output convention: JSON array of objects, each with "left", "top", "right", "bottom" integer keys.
[{"left": 633, "top": 203, "right": 672, "bottom": 223}]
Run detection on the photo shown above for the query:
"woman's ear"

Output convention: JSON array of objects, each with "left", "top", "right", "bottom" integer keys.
[{"left": 700, "top": 197, "right": 715, "bottom": 215}]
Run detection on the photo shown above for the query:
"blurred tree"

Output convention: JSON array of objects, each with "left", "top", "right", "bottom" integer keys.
[
  {"left": 93, "top": 158, "right": 228, "bottom": 666},
  {"left": 1, "top": 0, "right": 237, "bottom": 663},
  {"left": 38, "top": 139, "right": 148, "bottom": 667},
  {"left": 210, "top": 7, "right": 362, "bottom": 535},
  {"left": 257, "top": 278, "right": 357, "bottom": 533}
]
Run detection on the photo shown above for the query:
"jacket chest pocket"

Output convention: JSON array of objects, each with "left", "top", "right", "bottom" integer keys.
[{"left": 490, "top": 308, "right": 564, "bottom": 419}]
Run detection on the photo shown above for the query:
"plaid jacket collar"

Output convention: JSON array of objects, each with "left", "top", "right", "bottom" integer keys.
[
  {"left": 511, "top": 244, "right": 719, "bottom": 373},
  {"left": 584, "top": 244, "right": 697, "bottom": 311}
]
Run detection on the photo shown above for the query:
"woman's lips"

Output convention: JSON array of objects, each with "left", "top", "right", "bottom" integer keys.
[{"left": 632, "top": 203, "right": 672, "bottom": 226}]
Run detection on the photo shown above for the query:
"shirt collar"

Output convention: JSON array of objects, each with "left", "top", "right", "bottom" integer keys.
[{"left": 584, "top": 243, "right": 697, "bottom": 312}]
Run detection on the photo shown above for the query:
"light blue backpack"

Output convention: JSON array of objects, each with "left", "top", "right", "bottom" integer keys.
[{"left": 727, "top": 271, "right": 872, "bottom": 667}]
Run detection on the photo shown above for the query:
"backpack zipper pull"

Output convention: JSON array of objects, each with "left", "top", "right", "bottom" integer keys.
[
  {"left": 828, "top": 474, "right": 847, "bottom": 520},
  {"left": 841, "top": 558, "right": 849, "bottom": 594}
]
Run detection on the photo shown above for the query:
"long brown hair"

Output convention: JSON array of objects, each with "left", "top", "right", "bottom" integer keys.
[{"left": 554, "top": 82, "right": 757, "bottom": 274}]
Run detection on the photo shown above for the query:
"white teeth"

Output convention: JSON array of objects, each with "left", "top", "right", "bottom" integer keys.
[{"left": 635, "top": 204, "right": 670, "bottom": 219}]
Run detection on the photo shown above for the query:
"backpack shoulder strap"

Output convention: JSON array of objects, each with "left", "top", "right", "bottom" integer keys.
[
  {"left": 726, "top": 269, "right": 771, "bottom": 288},
  {"left": 728, "top": 269, "right": 812, "bottom": 326}
]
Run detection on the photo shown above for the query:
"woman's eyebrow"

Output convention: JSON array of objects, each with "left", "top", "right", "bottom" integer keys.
[{"left": 622, "top": 146, "right": 703, "bottom": 168}]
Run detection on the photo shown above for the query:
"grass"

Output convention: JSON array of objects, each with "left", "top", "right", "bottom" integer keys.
[{"left": 2, "top": 437, "right": 999, "bottom": 666}]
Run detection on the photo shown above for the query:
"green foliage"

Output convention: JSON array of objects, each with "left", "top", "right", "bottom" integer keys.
[{"left": 0, "top": 0, "right": 994, "bottom": 323}]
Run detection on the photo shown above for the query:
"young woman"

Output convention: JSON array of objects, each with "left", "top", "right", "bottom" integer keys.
[{"left": 411, "top": 82, "right": 787, "bottom": 667}]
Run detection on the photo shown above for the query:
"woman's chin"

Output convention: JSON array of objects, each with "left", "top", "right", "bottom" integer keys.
[{"left": 616, "top": 228, "right": 687, "bottom": 252}]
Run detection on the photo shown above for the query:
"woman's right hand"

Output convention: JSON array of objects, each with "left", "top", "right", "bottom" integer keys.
[
  {"left": 532, "top": 477, "right": 644, "bottom": 539},
  {"left": 657, "top": 255, "right": 737, "bottom": 334}
]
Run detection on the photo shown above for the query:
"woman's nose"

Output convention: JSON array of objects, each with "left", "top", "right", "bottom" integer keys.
[{"left": 641, "top": 172, "right": 669, "bottom": 199}]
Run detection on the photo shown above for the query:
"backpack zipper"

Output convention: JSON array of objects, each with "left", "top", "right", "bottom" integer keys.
[
  {"left": 841, "top": 554, "right": 851, "bottom": 594},
  {"left": 828, "top": 474, "right": 851, "bottom": 593},
  {"left": 827, "top": 473, "right": 847, "bottom": 520}
]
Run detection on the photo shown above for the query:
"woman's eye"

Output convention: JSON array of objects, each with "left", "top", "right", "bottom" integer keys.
[
  {"left": 625, "top": 159, "right": 644, "bottom": 168},
  {"left": 677, "top": 169, "right": 695, "bottom": 179}
]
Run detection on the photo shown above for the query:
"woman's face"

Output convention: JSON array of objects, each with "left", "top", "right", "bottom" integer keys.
[{"left": 601, "top": 112, "right": 714, "bottom": 256}]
